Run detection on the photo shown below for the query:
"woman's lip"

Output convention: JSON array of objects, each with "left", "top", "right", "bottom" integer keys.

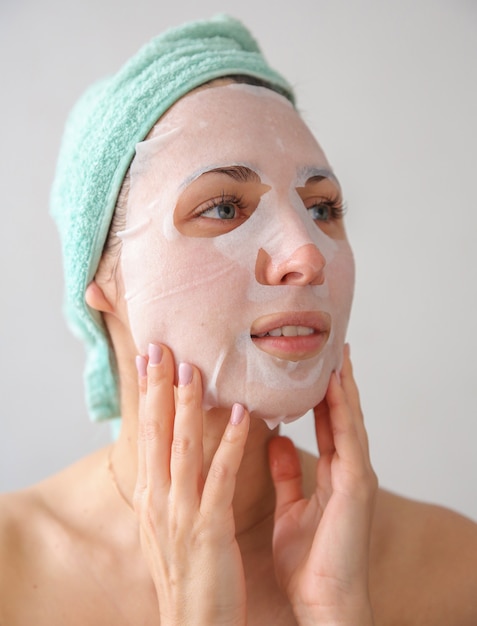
[
  {"left": 250, "top": 311, "right": 331, "bottom": 336},
  {"left": 250, "top": 311, "right": 331, "bottom": 361}
]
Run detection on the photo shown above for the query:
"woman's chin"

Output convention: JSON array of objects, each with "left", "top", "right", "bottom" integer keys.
[
  {"left": 238, "top": 384, "right": 327, "bottom": 429},
  {"left": 249, "top": 402, "right": 315, "bottom": 429}
]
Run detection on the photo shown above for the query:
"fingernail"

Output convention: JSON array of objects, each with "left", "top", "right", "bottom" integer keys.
[
  {"left": 178, "top": 362, "right": 193, "bottom": 386},
  {"left": 335, "top": 369, "right": 342, "bottom": 385},
  {"left": 136, "top": 355, "right": 147, "bottom": 378},
  {"left": 344, "top": 342, "right": 351, "bottom": 357},
  {"left": 148, "top": 343, "right": 163, "bottom": 366},
  {"left": 230, "top": 403, "right": 245, "bottom": 425}
]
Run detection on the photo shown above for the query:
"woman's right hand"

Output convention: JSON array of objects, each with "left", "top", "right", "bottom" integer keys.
[
  {"left": 133, "top": 343, "right": 250, "bottom": 626},
  {"left": 268, "top": 346, "right": 377, "bottom": 625}
]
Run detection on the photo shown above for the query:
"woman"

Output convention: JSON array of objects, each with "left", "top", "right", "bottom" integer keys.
[{"left": 1, "top": 15, "right": 476, "bottom": 626}]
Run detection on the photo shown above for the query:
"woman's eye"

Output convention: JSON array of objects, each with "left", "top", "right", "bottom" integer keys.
[
  {"left": 201, "top": 202, "right": 237, "bottom": 220},
  {"left": 175, "top": 181, "right": 267, "bottom": 238},
  {"left": 308, "top": 202, "right": 331, "bottom": 222}
]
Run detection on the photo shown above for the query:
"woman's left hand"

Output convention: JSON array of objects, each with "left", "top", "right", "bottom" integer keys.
[{"left": 268, "top": 345, "right": 377, "bottom": 625}]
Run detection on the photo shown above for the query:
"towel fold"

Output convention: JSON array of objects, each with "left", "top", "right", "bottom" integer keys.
[{"left": 50, "top": 14, "right": 294, "bottom": 423}]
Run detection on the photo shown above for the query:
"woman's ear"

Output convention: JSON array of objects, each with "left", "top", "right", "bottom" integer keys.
[{"left": 85, "top": 281, "right": 115, "bottom": 314}]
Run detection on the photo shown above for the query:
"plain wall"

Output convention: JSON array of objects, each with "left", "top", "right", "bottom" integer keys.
[{"left": 1, "top": 0, "right": 476, "bottom": 520}]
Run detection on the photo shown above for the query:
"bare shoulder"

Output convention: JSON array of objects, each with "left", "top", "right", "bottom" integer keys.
[
  {"left": 0, "top": 487, "right": 52, "bottom": 621},
  {"left": 0, "top": 449, "right": 116, "bottom": 625},
  {"left": 0, "top": 487, "right": 45, "bottom": 565},
  {"left": 370, "top": 489, "right": 477, "bottom": 624},
  {"left": 298, "top": 448, "right": 477, "bottom": 624}
]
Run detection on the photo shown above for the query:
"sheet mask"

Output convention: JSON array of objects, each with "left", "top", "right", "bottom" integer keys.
[{"left": 119, "top": 84, "right": 355, "bottom": 428}]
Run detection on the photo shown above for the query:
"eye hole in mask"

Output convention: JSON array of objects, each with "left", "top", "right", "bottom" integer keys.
[
  {"left": 174, "top": 165, "right": 346, "bottom": 239},
  {"left": 296, "top": 175, "right": 348, "bottom": 240},
  {"left": 174, "top": 166, "right": 269, "bottom": 237}
]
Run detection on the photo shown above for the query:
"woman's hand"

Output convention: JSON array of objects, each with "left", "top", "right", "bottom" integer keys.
[
  {"left": 133, "top": 343, "right": 250, "bottom": 626},
  {"left": 268, "top": 345, "right": 377, "bottom": 625}
]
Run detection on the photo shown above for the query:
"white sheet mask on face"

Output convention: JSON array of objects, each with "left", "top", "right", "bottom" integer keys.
[{"left": 119, "top": 84, "right": 355, "bottom": 428}]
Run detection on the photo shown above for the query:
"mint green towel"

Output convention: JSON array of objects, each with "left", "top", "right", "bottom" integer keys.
[{"left": 50, "top": 14, "right": 295, "bottom": 424}]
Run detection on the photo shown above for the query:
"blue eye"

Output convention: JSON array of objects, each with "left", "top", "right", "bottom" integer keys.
[
  {"left": 202, "top": 202, "right": 237, "bottom": 220},
  {"left": 308, "top": 203, "right": 331, "bottom": 221},
  {"left": 306, "top": 196, "right": 346, "bottom": 223}
]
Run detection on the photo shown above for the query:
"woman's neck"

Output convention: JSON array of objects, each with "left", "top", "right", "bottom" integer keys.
[{"left": 111, "top": 402, "right": 279, "bottom": 537}]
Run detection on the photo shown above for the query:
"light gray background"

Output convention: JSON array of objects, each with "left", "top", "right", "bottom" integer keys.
[{"left": 1, "top": 0, "right": 476, "bottom": 520}]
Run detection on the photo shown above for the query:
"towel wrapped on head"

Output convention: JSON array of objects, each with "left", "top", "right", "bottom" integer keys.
[{"left": 50, "top": 14, "right": 295, "bottom": 424}]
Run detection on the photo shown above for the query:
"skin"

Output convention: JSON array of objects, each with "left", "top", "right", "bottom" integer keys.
[
  {"left": 1, "top": 85, "right": 477, "bottom": 624},
  {"left": 1, "top": 356, "right": 477, "bottom": 625},
  {"left": 130, "top": 344, "right": 376, "bottom": 625}
]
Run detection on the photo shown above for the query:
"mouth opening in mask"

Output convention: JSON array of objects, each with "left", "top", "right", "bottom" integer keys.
[{"left": 250, "top": 310, "right": 331, "bottom": 361}]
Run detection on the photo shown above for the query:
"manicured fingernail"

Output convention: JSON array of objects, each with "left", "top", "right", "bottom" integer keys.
[
  {"left": 230, "top": 403, "right": 245, "bottom": 425},
  {"left": 178, "top": 362, "right": 193, "bottom": 386},
  {"left": 344, "top": 342, "right": 351, "bottom": 357},
  {"left": 148, "top": 343, "right": 162, "bottom": 366},
  {"left": 136, "top": 355, "right": 147, "bottom": 378}
]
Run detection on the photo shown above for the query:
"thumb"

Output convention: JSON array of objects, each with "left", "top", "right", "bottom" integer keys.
[{"left": 268, "top": 436, "right": 304, "bottom": 518}]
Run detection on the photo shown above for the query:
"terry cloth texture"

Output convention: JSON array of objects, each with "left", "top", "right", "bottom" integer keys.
[{"left": 50, "top": 14, "right": 295, "bottom": 424}]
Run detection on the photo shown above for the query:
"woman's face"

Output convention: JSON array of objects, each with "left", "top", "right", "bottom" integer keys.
[{"left": 119, "top": 84, "right": 355, "bottom": 427}]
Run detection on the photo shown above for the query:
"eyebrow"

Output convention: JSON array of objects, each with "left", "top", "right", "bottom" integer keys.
[
  {"left": 199, "top": 165, "right": 262, "bottom": 183},
  {"left": 298, "top": 166, "right": 341, "bottom": 188},
  {"left": 180, "top": 164, "right": 262, "bottom": 189}
]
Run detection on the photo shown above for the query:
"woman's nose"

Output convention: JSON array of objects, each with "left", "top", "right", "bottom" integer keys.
[{"left": 255, "top": 243, "right": 326, "bottom": 286}]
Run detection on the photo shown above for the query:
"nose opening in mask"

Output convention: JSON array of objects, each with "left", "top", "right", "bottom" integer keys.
[{"left": 255, "top": 243, "right": 326, "bottom": 286}]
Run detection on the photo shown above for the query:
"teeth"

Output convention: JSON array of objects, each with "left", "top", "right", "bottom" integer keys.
[
  {"left": 255, "top": 326, "right": 315, "bottom": 338},
  {"left": 282, "top": 326, "right": 297, "bottom": 336},
  {"left": 298, "top": 326, "right": 315, "bottom": 336}
]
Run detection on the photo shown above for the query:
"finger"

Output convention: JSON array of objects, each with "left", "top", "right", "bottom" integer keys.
[
  {"left": 327, "top": 363, "right": 377, "bottom": 501},
  {"left": 135, "top": 353, "right": 149, "bottom": 496},
  {"left": 325, "top": 371, "right": 364, "bottom": 467},
  {"left": 137, "top": 344, "right": 176, "bottom": 499},
  {"left": 169, "top": 362, "right": 204, "bottom": 509},
  {"left": 340, "top": 344, "right": 362, "bottom": 422},
  {"left": 339, "top": 345, "right": 371, "bottom": 457},
  {"left": 200, "top": 404, "right": 250, "bottom": 519},
  {"left": 268, "top": 436, "right": 304, "bottom": 519}
]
